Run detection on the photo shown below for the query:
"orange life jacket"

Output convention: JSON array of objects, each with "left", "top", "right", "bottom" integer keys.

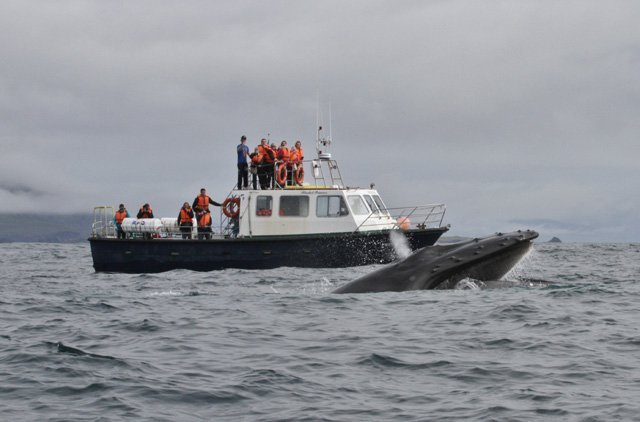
[
  {"left": 296, "top": 147, "right": 304, "bottom": 161},
  {"left": 139, "top": 207, "right": 153, "bottom": 218},
  {"left": 260, "top": 145, "right": 275, "bottom": 163},
  {"left": 251, "top": 153, "right": 263, "bottom": 165},
  {"left": 179, "top": 208, "right": 192, "bottom": 224},
  {"left": 196, "top": 194, "right": 210, "bottom": 212},
  {"left": 278, "top": 147, "right": 290, "bottom": 162},
  {"left": 289, "top": 149, "right": 299, "bottom": 163},
  {"left": 115, "top": 210, "right": 127, "bottom": 224},
  {"left": 198, "top": 212, "right": 211, "bottom": 227}
]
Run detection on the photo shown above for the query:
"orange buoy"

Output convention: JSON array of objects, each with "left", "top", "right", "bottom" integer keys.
[
  {"left": 222, "top": 197, "right": 240, "bottom": 218},
  {"left": 276, "top": 163, "right": 287, "bottom": 186},
  {"left": 294, "top": 166, "right": 304, "bottom": 185}
]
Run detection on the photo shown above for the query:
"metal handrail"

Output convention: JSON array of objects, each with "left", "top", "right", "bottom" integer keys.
[{"left": 355, "top": 204, "right": 446, "bottom": 232}]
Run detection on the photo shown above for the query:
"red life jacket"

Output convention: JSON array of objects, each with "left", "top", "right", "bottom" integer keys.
[
  {"left": 179, "top": 208, "right": 192, "bottom": 224},
  {"left": 115, "top": 210, "right": 127, "bottom": 224},
  {"left": 139, "top": 207, "right": 153, "bottom": 218},
  {"left": 278, "top": 147, "right": 290, "bottom": 162},
  {"left": 198, "top": 212, "right": 211, "bottom": 227},
  {"left": 260, "top": 145, "right": 275, "bottom": 163},
  {"left": 251, "top": 153, "right": 263, "bottom": 165},
  {"left": 196, "top": 194, "right": 210, "bottom": 212},
  {"left": 289, "top": 149, "right": 299, "bottom": 163}
]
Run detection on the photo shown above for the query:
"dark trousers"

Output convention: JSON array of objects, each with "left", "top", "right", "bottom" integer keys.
[
  {"left": 198, "top": 226, "right": 212, "bottom": 240},
  {"left": 258, "top": 165, "right": 269, "bottom": 190},
  {"left": 180, "top": 223, "right": 192, "bottom": 239},
  {"left": 237, "top": 163, "right": 249, "bottom": 189},
  {"left": 116, "top": 224, "right": 126, "bottom": 239}
]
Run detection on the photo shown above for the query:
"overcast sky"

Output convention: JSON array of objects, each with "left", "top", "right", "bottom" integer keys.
[{"left": 1, "top": 1, "right": 638, "bottom": 241}]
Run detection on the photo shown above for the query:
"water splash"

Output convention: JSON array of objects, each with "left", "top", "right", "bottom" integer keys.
[
  {"left": 454, "top": 278, "right": 483, "bottom": 290},
  {"left": 389, "top": 230, "right": 412, "bottom": 260}
]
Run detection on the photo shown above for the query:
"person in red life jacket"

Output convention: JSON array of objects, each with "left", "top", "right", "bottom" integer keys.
[
  {"left": 197, "top": 210, "right": 213, "bottom": 240},
  {"left": 136, "top": 203, "right": 154, "bottom": 239},
  {"left": 192, "top": 188, "right": 222, "bottom": 240},
  {"left": 112, "top": 203, "right": 129, "bottom": 239},
  {"left": 259, "top": 139, "right": 276, "bottom": 189},
  {"left": 177, "top": 202, "right": 194, "bottom": 239},
  {"left": 277, "top": 140, "right": 293, "bottom": 186},
  {"left": 294, "top": 140, "right": 304, "bottom": 163},
  {"left": 249, "top": 146, "right": 263, "bottom": 190},
  {"left": 292, "top": 140, "right": 305, "bottom": 186},
  {"left": 137, "top": 203, "right": 154, "bottom": 219},
  {"left": 237, "top": 135, "right": 250, "bottom": 190}
]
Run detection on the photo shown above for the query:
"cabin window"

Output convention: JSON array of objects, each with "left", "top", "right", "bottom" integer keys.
[
  {"left": 317, "top": 195, "right": 349, "bottom": 217},
  {"left": 279, "top": 196, "right": 309, "bottom": 217},
  {"left": 347, "top": 195, "right": 370, "bottom": 215},
  {"left": 364, "top": 195, "right": 379, "bottom": 213},
  {"left": 372, "top": 195, "right": 388, "bottom": 214},
  {"left": 256, "top": 196, "right": 273, "bottom": 217}
]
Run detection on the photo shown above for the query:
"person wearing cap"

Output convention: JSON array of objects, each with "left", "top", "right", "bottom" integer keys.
[
  {"left": 237, "top": 135, "right": 250, "bottom": 190},
  {"left": 113, "top": 204, "right": 129, "bottom": 239}
]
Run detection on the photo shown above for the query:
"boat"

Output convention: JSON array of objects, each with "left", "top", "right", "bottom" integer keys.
[{"left": 89, "top": 127, "right": 449, "bottom": 273}]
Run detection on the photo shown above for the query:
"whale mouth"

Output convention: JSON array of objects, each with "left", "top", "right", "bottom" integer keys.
[{"left": 333, "top": 230, "right": 539, "bottom": 294}]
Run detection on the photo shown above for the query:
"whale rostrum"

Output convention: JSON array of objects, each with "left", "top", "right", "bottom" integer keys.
[{"left": 333, "top": 230, "right": 539, "bottom": 294}]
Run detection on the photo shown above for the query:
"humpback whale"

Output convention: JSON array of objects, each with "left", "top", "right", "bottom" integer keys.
[{"left": 333, "top": 230, "right": 538, "bottom": 294}]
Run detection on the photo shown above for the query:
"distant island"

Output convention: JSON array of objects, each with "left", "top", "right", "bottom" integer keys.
[
  {"left": 0, "top": 213, "right": 93, "bottom": 243},
  {"left": 548, "top": 236, "right": 562, "bottom": 243}
]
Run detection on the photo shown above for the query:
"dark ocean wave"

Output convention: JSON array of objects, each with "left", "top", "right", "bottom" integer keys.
[{"left": 1, "top": 243, "right": 639, "bottom": 421}]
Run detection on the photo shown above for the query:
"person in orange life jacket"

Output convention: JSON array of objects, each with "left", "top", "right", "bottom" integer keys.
[
  {"left": 294, "top": 140, "right": 304, "bottom": 163},
  {"left": 192, "top": 188, "right": 222, "bottom": 240},
  {"left": 137, "top": 203, "right": 154, "bottom": 218},
  {"left": 291, "top": 140, "right": 304, "bottom": 186},
  {"left": 259, "top": 139, "right": 276, "bottom": 189},
  {"left": 237, "top": 135, "right": 250, "bottom": 190},
  {"left": 277, "top": 140, "right": 293, "bottom": 186},
  {"left": 136, "top": 203, "right": 154, "bottom": 239},
  {"left": 249, "top": 146, "right": 262, "bottom": 190},
  {"left": 112, "top": 204, "right": 129, "bottom": 239},
  {"left": 177, "top": 202, "right": 194, "bottom": 239}
]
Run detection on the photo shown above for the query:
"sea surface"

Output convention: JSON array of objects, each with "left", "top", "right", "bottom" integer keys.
[{"left": 1, "top": 242, "right": 639, "bottom": 421}]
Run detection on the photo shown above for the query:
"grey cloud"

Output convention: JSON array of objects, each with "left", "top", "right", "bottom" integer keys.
[{"left": 0, "top": 1, "right": 638, "bottom": 241}]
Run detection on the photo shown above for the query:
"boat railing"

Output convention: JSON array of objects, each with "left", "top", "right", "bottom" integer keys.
[
  {"left": 241, "top": 158, "right": 345, "bottom": 190},
  {"left": 355, "top": 204, "right": 446, "bottom": 232},
  {"left": 91, "top": 206, "right": 116, "bottom": 238}
]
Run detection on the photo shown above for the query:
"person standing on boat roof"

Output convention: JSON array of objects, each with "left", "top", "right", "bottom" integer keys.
[
  {"left": 258, "top": 139, "right": 275, "bottom": 189},
  {"left": 177, "top": 202, "right": 194, "bottom": 239},
  {"left": 237, "top": 135, "right": 250, "bottom": 190},
  {"left": 192, "top": 188, "right": 222, "bottom": 240},
  {"left": 277, "top": 140, "right": 292, "bottom": 186},
  {"left": 113, "top": 204, "right": 129, "bottom": 239}
]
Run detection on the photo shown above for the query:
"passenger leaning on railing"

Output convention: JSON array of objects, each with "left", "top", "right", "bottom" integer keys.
[{"left": 113, "top": 204, "right": 129, "bottom": 239}]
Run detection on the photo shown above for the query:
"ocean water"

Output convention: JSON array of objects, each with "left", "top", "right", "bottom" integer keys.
[{"left": 1, "top": 242, "right": 639, "bottom": 421}]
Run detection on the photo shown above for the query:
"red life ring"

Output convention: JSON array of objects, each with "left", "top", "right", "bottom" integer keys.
[
  {"left": 222, "top": 197, "right": 240, "bottom": 218},
  {"left": 276, "top": 163, "right": 287, "bottom": 186},
  {"left": 294, "top": 166, "right": 304, "bottom": 185}
]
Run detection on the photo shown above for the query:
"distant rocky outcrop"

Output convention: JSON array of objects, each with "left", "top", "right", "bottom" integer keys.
[{"left": 548, "top": 236, "right": 562, "bottom": 243}]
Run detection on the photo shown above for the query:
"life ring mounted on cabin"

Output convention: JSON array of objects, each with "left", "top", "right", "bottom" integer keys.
[
  {"left": 276, "top": 163, "right": 287, "bottom": 186},
  {"left": 294, "top": 166, "right": 304, "bottom": 185},
  {"left": 222, "top": 197, "right": 240, "bottom": 218}
]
